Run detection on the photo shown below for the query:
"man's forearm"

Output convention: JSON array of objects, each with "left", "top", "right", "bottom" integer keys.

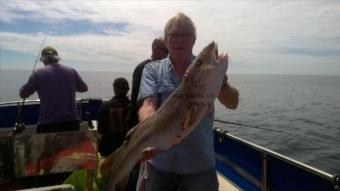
[
  {"left": 19, "top": 86, "right": 32, "bottom": 99},
  {"left": 19, "top": 89, "right": 29, "bottom": 99},
  {"left": 138, "top": 97, "right": 158, "bottom": 121},
  {"left": 138, "top": 105, "right": 156, "bottom": 121},
  {"left": 77, "top": 82, "right": 88, "bottom": 92}
]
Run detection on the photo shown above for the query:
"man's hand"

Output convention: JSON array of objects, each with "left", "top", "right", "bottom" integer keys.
[
  {"left": 218, "top": 74, "right": 239, "bottom": 109},
  {"left": 141, "top": 147, "right": 161, "bottom": 161}
]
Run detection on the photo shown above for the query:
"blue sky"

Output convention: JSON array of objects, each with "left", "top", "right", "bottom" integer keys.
[{"left": 1, "top": 0, "right": 340, "bottom": 75}]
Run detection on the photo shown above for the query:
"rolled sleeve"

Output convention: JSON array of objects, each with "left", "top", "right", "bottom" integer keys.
[{"left": 137, "top": 62, "right": 159, "bottom": 102}]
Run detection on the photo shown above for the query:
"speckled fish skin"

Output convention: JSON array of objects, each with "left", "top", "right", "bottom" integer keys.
[{"left": 101, "top": 41, "right": 228, "bottom": 191}]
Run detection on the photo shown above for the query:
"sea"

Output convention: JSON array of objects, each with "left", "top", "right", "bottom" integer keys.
[{"left": 1, "top": 69, "right": 339, "bottom": 175}]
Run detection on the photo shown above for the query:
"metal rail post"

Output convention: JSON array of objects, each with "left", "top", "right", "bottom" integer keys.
[{"left": 262, "top": 153, "right": 268, "bottom": 191}]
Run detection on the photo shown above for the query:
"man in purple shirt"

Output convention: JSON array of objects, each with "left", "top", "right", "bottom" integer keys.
[{"left": 20, "top": 46, "right": 88, "bottom": 133}]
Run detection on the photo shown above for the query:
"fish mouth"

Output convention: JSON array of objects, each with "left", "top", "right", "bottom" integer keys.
[
  {"left": 210, "top": 41, "right": 227, "bottom": 62},
  {"left": 208, "top": 41, "right": 218, "bottom": 62}
]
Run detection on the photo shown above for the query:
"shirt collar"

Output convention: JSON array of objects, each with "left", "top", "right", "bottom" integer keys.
[{"left": 167, "top": 55, "right": 196, "bottom": 72}]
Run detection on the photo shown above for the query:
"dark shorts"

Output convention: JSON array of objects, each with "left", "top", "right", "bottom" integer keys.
[{"left": 37, "top": 121, "right": 79, "bottom": 133}]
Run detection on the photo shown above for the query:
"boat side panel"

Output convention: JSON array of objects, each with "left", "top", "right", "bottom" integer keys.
[
  {"left": 0, "top": 99, "right": 103, "bottom": 128},
  {"left": 214, "top": 130, "right": 262, "bottom": 191},
  {"left": 0, "top": 104, "right": 39, "bottom": 128},
  {"left": 79, "top": 99, "right": 102, "bottom": 121},
  {"left": 268, "top": 156, "right": 334, "bottom": 191},
  {"left": 214, "top": 129, "right": 334, "bottom": 191}
]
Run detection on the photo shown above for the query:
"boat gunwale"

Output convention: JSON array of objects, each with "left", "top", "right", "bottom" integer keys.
[{"left": 214, "top": 128, "right": 334, "bottom": 181}]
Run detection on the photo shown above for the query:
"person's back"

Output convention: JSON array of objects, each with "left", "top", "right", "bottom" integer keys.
[
  {"left": 19, "top": 46, "right": 88, "bottom": 187},
  {"left": 98, "top": 77, "right": 131, "bottom": 157},
  {"left": 34, "top": 64, "right": 84, "bottom": 124},
  {"left": 20, "top": 46, "right": 88, "bottom": 133}
]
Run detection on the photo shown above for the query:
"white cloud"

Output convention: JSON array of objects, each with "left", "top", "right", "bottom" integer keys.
[{"left": 1, "top": 0, "right": 340, "bottom": 74}]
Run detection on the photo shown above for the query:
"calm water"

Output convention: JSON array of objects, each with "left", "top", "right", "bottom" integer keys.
[{"left": 1, "top": 69, "right": 339, "bottom": 175}]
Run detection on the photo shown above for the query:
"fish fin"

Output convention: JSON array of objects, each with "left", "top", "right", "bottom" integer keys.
[
  {"left": 100, "top": 147, "right": 121, "bottom": 178},
  {"left": 181, "top": 102, "right": 200, "bottom": 132},
  {"left": 174, "top": 103, "right": 199, "bottom": 142},
  {"left": 124, "top": 126, "right": 137, "bottom": 145}
]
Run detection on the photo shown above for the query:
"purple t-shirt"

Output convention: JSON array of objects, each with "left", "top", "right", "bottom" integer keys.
[{"left": 20, "top": 63, "right": 88, "bottom": 124}]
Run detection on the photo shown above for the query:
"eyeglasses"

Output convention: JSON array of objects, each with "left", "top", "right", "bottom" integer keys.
[{"left": 168, "top": 33, "right": 193, "bottom": 40}]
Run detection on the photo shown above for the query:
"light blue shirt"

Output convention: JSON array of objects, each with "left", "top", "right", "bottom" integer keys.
[{"left": 137, "top": 57, "right": 215, "bottom": 174}]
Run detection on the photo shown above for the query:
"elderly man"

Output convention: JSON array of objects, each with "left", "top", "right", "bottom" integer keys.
[
  {"left": 137, "top": 13, "right": 239, "bottom": 191},
  {"left": 20, "top": 46, "right": 88, "bottom": 133}
]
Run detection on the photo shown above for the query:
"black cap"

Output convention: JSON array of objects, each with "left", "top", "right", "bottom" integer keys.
[{"left": 113, "top": 77, "right": 129, "bottom": 90}]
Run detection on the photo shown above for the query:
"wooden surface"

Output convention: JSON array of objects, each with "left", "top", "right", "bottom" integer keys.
[{"left": 217, "top": 172, "right": 241, "bottom": 191}]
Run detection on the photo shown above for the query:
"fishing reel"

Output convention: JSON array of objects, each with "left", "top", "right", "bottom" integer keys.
[
  {"left": 85, "top": 111, "right": 94, "bottom": 129},
  {"left": 334, "top": 174, "right": 340, "bottom": 191},
  {"left": 10, "top": 122, "right": 26, "bottom": 136},
  {"left": 10, "top": 99, "right": 27, "bottom": 136}
]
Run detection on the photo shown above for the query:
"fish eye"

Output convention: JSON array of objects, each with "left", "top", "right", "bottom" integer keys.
[{"left": 196, "top": 59, "right": 204, "bottom": 67}]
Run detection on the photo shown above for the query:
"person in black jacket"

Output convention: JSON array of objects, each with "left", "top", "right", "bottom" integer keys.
[
  {"left": 123, "top": 38, "right": 168, "bottom": 191},
  {"left": 128, "top": 38, "right": 168, "bottom": 127},
  {"left": 131, "top": 38, "right": 168, "bottom": 108},
  {"left": 97, "top": 77, "right": 131, "bottom": 157}
]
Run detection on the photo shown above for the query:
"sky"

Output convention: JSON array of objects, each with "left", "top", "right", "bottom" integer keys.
[{"left": 1, "top": 0, "right": 340, "bottom": 75}]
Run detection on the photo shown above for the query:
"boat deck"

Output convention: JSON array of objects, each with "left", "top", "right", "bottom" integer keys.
[{"left": 217, "top": 172, "right": 240, "bottom": 191}]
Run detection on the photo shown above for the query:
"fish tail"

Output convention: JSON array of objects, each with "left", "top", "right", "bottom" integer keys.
[
  {"left": 100, "top": 147, "right": 122, "bottom": 178},
  {"left": 100, "top": 147, "right": 123, "bottom": 191}
]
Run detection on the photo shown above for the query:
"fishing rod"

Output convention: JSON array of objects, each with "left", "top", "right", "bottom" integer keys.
[
  {"left": 214, "top": 119, "right": 289, "bottom": 134},
  {"left": 11, "top": 36, "right": 47, "bottom": 135}
]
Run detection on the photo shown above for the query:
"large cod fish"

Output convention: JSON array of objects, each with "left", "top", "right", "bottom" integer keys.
[{"left": 100, "top": 41, "right": 228, "bottom": 191}]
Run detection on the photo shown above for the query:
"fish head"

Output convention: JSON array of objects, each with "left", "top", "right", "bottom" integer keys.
[{"left": 184, "top": 41, "right": 228, "bottom": 101}]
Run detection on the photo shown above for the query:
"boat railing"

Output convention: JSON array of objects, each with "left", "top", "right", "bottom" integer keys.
[
  {"left": 0, "top": 99, "right": 103, "bottom": 129},
  {"left": 214, "top": 128, "right": 339, "bottom": 191}
]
